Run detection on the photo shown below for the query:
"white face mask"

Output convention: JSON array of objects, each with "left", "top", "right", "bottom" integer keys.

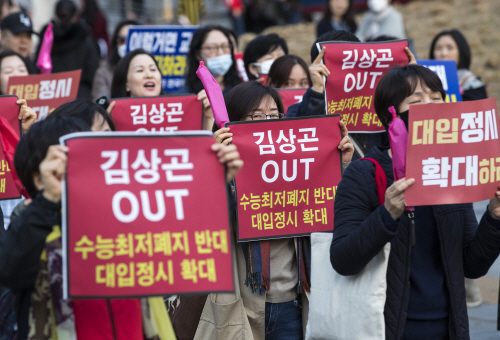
[
  {"left": 118, "top": 44, "right": 127, "bottom": 58},
  {"left": 253, "top": 58, "right": 275, "bottom": 76},
  {"left": 368, "top": 0, "right": 389, "bottom": 13},
  {"left": 206, "top": 54, "right": 233, "bottom": 77}
]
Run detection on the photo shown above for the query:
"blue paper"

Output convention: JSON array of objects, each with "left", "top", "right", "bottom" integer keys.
[
  {"left": 417, "top": 59, "right": 462, "bottom": 103},
  {"left": 126, "top": 25, "right": 198, "bottom": 93}
]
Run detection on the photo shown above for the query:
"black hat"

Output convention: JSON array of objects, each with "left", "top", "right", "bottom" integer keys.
[{"left": 0, "top": 12, "right": 36, "bottom": 35}]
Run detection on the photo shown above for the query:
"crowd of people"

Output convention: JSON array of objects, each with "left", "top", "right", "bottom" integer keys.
[{"left": 0, "top": 0, "right": 498, "bottom": 339}]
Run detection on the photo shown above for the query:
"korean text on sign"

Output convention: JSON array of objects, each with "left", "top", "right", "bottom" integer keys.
[
  {"left": 227, "top": 115, "right": 342, "bottom": 241},
  {"left": 112, "top": 95, "right": 203, "bottom": 133},
  {"left": 406, "top": 98, "right": 500, "bottom": 206},
  {"left": 0, "top": 96, "right": 22, "bottom": 200},
  {"left": 61, "top": 131, "right": 233, "bottom": 298},
  {"left": 126, "top": 26, "right": 197, "bottom": 92},
  {"left": 318, "top": 40, "right": 408, "bottom": 133},
  {"left": 7, "top": 70, "right": 81, "bottom": 120}
]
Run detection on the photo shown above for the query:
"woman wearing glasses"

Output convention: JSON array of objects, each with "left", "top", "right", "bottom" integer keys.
[
  {"left": 181, "top": 25, "right": 242, "bottom": 130},
  {"left": 206, "top": 81, "right": 353, "bottom": 340}
]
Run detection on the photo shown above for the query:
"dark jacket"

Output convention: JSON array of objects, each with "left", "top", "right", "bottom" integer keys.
[
  {"left": 331, "top": 146, "right": 500, "bottom": 340},
  {"left": 0, "top": 193, "right": 59, "bottom": 340},
  {"left": 286, "top": 87, "right": 325, "bottom": 118},
  {"left": 36, "top": 20, "right": 99, "bottom": 101}
]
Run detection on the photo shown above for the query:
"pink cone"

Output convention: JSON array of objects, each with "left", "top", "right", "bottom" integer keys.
[
  {"left": 196, "top": 61, "right": 230, "bottom": 128},
  {"left": 36, "top": 22, "right": 54, "bottom": 74}
]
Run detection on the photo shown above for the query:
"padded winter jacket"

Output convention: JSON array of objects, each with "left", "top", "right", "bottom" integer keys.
[{"left": 331, "top": 146, "right": 500, "bottom": 340}]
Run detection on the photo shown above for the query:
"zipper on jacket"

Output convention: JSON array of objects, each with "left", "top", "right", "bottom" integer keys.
[
  {"left": 396, "top": 212, "right": 414, "bottom": 339},
  {"left": 433, "top": 209, "right": 460, "bottom": 338},
  {"left": 107, "top": 299, "right": 118, "bottom": 340},
  {"left": 406, "top": 211, "right": 416, "bottom": 248}
]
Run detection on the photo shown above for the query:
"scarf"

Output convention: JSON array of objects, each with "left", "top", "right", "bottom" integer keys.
[
  {"left": 28, "top": 226, "right": 77, "bottom": 340},
  {"left": 241, "top": 237, "right": 311, "bottom": 295}
]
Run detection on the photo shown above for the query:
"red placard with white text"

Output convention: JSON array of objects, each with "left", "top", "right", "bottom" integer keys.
[
  {"left": 235, "top": 52, "right": 249, "bottom": 82},
  {"left": 112, "top": 95, "right": 203, "bottom": 133},
  {"left": 406, "top": 98, "right": 500, "bottom": 206},
  {"left": 0, "top": 96, "right": 21, "bottom": 200},
  {"left": 7, "top": 70, "right": 81, "bottom": 120},
  {"left": 61, "top": 131, "right": 233, "bottom": 298},
  {"left": 228, "top": 115, "right": 342, "bottom": 241},
  {"left": 318, "top": 40, "right": 408, "bottom": 133},
  {"left": 277, "top": 88, "right": 307, "bottom": 115}
]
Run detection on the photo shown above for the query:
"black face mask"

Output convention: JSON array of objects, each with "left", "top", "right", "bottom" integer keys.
[{"left": 397, "top": 109, "right": 409, "bottom": 131}]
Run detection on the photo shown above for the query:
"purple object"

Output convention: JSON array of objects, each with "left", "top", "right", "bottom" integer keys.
[
  {"left": 36, "top": 22, "right": 53, "bottom": 74},
  {"left": 388, "top": 106, "right": 414, "bottom": 210},
  {"left": 196, "top": 61, "right": 230, "bottom": 128}
]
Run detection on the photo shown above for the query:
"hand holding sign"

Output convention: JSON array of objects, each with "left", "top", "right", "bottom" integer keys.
[
  {"left": 338, "top": 120, "right": 354, "bottom": 163},
  {"left": 211, "top": 143, "right": 243, "bottom": 182},
  {"left": 214, "top": 127, "right": 233, "bottom": 145},
  {"left": 310, "top": 47, "right": 330, "bottom": 94},
  {"left": 39, "top": 145, "right": 68, "bottom": 203},
  {"left": 405, "top": 47, "right": 417, "bottom": 65},
  {"left": 384, "top": 177, "right": 415, "bottom": 220},
  {"left": 17, "top": 99, "right": 37, "bottom": 133},
  {"left": 489, "top": 186, "right": 500, "bottom": 219}
]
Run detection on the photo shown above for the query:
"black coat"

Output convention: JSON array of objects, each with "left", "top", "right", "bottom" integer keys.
[
  {"left": 36, "top": 20, "right": 99, "bottom": 101},
  {"left": 0, "top": 193, "right": 60, "bottom": 340},
  {"left": 331, "top": 146, "right": 500, "bottom": 340}
]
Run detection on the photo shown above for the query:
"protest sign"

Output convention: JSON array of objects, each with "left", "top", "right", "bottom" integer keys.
[
  {"left": 0, "top": 96, "right": 21, "bottom": 200},
  {"left": 228, "top": 115, "right": 342, "bottom": 241},
  {"left": 126, "top": 26, "right": 197, "bottom": 93},
  {"left": 235, "top": 52, "right": 248, "bottom": 82},
  {"left": 418, "top": 59, "right": 462, "bottom": 103},
  {"left": 0, "top": 95, "right": 21, "bottom": 137},
  {"left": 406, "top": 98, "right": 500, "bottom": 206},
  {"left": 111, "top": 95, "right": 203, "bottom": 132},
  {"left": 318, "top": 40, "right": 408, "bottom": 133},
  {"left": 7, "top": 70, "right": 81, "bottom": 120},
  {"left": 61, "top": 131, "right": 233, "bottom": 298},
  {"left": 277, "top": 88, "right": 307, "bottom": 114}
]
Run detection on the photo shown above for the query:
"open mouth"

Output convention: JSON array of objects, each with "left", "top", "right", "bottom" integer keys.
[{"left": 144, "top": 81, "right": 156, "bottom": 90}]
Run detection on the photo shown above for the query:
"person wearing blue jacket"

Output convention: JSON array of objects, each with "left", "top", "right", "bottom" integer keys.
[{"left": 331, "top": 64, "right": 500, "bottom": 340}]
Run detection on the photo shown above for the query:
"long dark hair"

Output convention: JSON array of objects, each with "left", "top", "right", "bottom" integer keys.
[
  {"left": 429, "top": 29, "right": 471, "bottom": 70},
  {"left": 321, "top": 0, "right": 357, "bottom": 33},
  {"left": 213, "top": 81, "right": 284, "bottom": 132},
  {"left": 185, "top": 25, "right": 241, "bottom": 94},
  {"left": 110, "top": 48, "right": 162, "bottom": 98},
  {"left": 108, "top": 20, "right": 140, "bottom": 67},
  {"left": 374, "top": 64, "right": 446, "bottom": 128},
  {"left": 48, "top": 100, "right": 115, "bottom": 131},
  {"left": 267, "top": 54, "right": 312, "bottom": 88}
]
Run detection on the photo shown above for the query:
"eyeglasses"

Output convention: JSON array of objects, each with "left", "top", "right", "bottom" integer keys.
[
  {"left": 200, "top": 43, "right": 231, "bottom": 56},
  {"left": 246, "top": 112, "right": 284, "bottom": 120}
]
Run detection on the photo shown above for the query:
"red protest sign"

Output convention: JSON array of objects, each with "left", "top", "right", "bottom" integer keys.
[
  {"left": 277, "top": 88, "right": 307, "bottom": 114},
  {"left": 406, "top": 98, "right": 500, "bottom": 206},
  {"left": 228, "top": 115, "right": 342, "bottom": 241},
  {"left": 0, "top": 95, "right": 21, "bottom": 137},
  {"left": 319, "top": 40, "right": 408, "bottom": 133},
  {"left": 0, "top": 96, "right": 22, "bottom": 200},
  {"left": 112, "top": 95, "right": 203, "bottom": 133},
  {"left": 7, "top": 70, "right": 81, "bottom": 120},
  {"left": 61, "top": 132, "right": 233, "bottom": 298},
  {"left": 235, "top": 52, "right": 249, "bottom": 82}
]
